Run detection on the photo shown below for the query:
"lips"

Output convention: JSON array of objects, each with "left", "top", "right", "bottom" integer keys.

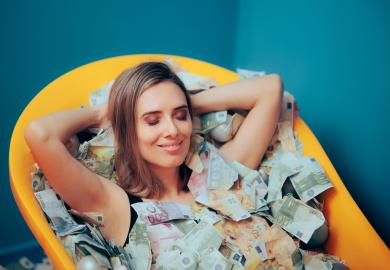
[{"left": 158, "top": 141, "right": 183, "bottom": 152}]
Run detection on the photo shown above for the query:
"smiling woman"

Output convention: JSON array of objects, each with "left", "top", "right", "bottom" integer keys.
[
  {"left": 23, "top": 60, "right": 282, "bottom": 248},
  {"left": 108, "top": 63, "right": 195, "bottom": 201},
  {"left": 13, "top": 55, "right": 389, "bottom": 269}
]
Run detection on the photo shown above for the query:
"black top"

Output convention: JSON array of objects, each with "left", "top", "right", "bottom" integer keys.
[{"left": 124, "top": 192, "right": 143, "bottom": 246}]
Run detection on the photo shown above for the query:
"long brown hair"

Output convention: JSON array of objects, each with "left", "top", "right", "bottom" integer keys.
[{"left": 108, "top": 62, "right": 193, "bottom": 198}]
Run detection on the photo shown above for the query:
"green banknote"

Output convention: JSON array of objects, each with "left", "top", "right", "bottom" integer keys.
[
  {"left": 290, "top": 157, "right": 333, "bottom": 202},
  {"left": 125, "top": 219, "right": 152, "bottom": 270},
  {"left": 271, "top": 195, "right": 325, "bottom": 243},
  {"left": 200, "top": 111, "right": 228, "bottom": 133}
]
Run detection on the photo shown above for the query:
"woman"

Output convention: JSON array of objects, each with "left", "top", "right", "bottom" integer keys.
[{"left": 24, "top": 62, "right": 282, "bottom": 247}]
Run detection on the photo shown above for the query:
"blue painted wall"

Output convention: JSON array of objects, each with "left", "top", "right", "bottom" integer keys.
[
  {"left": 0, "top": 0, "right": 238, "bottom": 252},
  {"left": 2, "top": 0, "right": 389, "bottom": 255},
  {"left": 234, "top": 0, "right": 389, "bottom": 245}
]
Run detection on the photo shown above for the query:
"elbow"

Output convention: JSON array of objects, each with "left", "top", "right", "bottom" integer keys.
[
  {"left": 255, "top": 73, "right": 283, "bottom": 106},
  {"left": 268, "top": 73, "right": 283, "bottom": 100},
  {"left": 270, "top": 74, "right": 283, "bottom": 116},
  {"left": 24, "top": 121, "right": 50, "bottom": 147}
]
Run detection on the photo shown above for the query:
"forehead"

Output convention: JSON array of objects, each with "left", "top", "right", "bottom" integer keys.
[{"left": 136, "top": 81, "right": 187, "bottom": 115}]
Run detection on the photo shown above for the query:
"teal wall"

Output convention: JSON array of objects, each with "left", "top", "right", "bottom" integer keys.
[
  {"left": 0, "top": 0, "right": 238, "bottom": 252},
  {"left": 1, "top": 0, "right": 389, "bottom": 255},
  {"left": 234, "top": 0, "right": 389, "bottom": 245}
]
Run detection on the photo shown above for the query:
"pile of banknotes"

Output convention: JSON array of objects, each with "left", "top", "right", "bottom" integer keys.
[{"left": 30, "top": 59, "right": 348, "bottom": 270}]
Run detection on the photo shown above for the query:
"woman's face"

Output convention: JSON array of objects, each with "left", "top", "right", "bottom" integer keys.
[{"left": 136, "top": 81, "right": 192, "bottom": 169}]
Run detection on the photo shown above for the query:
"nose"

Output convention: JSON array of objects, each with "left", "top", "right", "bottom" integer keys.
[{"left": 163, "top": 118, "right": 179, "bottom": 138}]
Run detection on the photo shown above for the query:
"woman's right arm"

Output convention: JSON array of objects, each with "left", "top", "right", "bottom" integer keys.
[{"left": 24, "top": 107, "right": 109, "bottom": 211}]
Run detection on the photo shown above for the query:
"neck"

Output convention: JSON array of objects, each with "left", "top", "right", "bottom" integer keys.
[{"left": 148, "top": 164, "right": 182, "bottom": 199}]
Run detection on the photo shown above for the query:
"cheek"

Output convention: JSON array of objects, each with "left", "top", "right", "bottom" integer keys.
[
  {"left": 181, "top": 121, "right": 193, "bottom": 148},
  {"left": 183, "top": 123, "right": 193, "bottom": 137},
  {"left": 136, "top": 125, "right": 160, "bottom": 148},
  {"left": 180, "top": 118, "right": 193, "bottom": 135}
]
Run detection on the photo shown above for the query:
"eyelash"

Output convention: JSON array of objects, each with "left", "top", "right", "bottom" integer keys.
[{"left": 146, "top": 111, "right": 188, "bottom": 126}]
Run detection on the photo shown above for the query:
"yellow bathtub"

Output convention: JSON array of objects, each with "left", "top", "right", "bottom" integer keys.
[{"left": 9, "top": 54, "right": 390, "bottom": 269}]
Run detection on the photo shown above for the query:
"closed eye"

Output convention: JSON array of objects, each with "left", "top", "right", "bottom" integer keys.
[
  {"left": 142, "top": 105, "right": 189, "bottom": 126},
  {"left": 175, "top": 110, "right": 189, "bottom": 121},
  {"left": 145, "top": 116, "right": 160, "bottom": 126},
  {"left": 147, "top": 121, "right": 159, "bottom": 126}
]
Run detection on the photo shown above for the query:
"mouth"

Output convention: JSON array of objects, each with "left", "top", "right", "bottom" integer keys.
[{"left": 157, "top": 141, "right": 183, "bottom": 152}]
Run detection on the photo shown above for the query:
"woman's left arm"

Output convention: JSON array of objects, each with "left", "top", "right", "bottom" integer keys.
[{"left": 190, "top": 74, "right": 283, "bottom": 169}]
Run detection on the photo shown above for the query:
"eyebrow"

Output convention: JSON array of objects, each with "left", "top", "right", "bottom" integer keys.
[{"left": 141, "top": 105, "right": 189, "bottom": 117}]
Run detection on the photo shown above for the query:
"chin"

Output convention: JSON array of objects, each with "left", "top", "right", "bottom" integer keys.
[
  {"left": 145, "top": 154, "right": 185, "bottom": 169},
  {"left": 161, "top": 156, "right": 187, "bottom": 168}
]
